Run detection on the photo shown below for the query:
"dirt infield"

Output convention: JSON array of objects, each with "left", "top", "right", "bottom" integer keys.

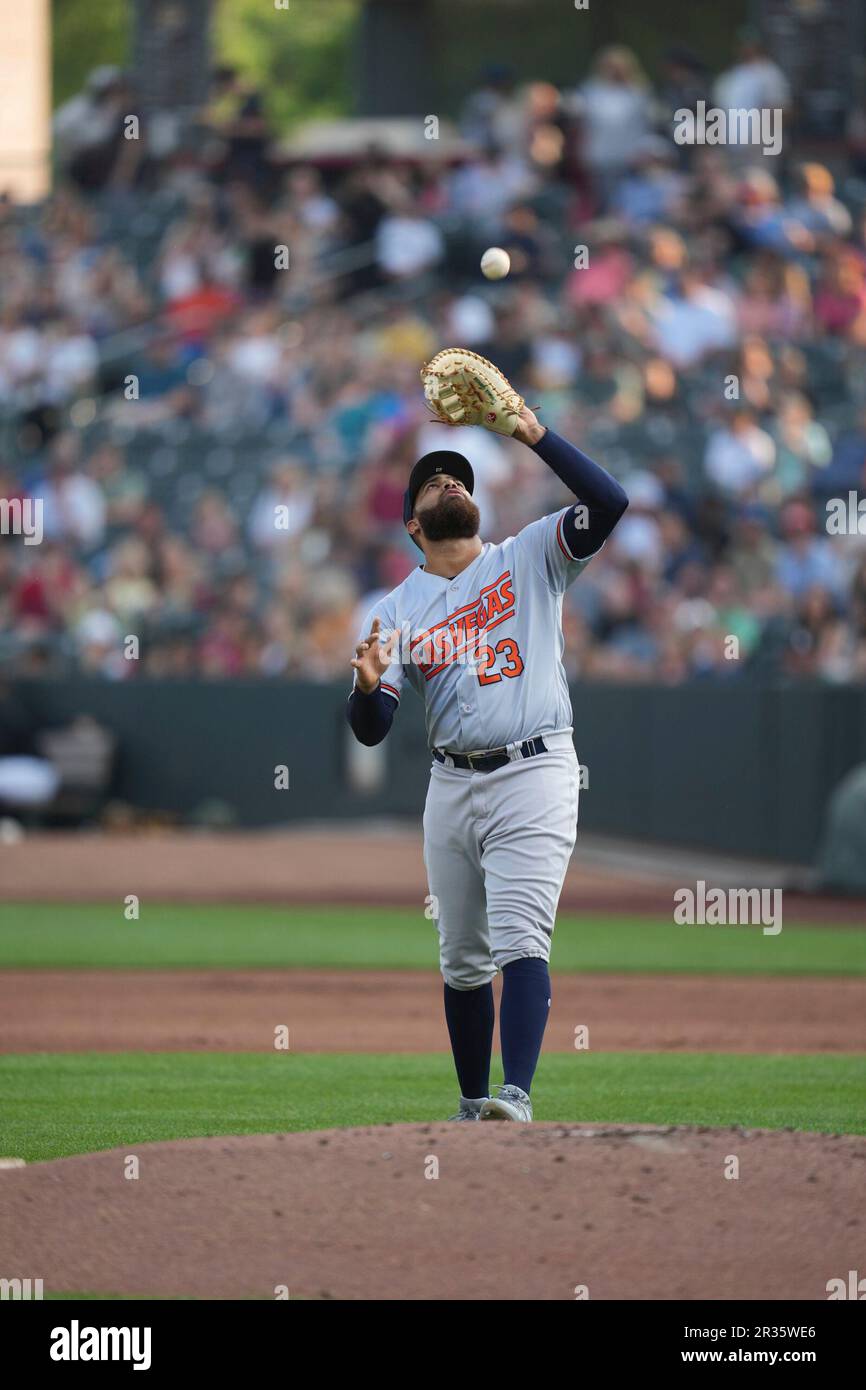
[
  {"left": 1, "top": 1125, "right": 861, "bottom": 1300},
  {"left": 2, "top": 969, "right": 866, "bottom": 1053},
  {"left": 1, "top": 828, "right": 864, "bottom": 921}
]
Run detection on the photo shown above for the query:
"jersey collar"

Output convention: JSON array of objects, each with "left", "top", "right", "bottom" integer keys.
[{"left": 419, "top": 543, "right": 489, "bottom": 583}]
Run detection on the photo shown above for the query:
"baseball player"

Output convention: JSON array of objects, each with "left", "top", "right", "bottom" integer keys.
[{"left": 347, "top": 352, "right": 628, "bottom": 1122}]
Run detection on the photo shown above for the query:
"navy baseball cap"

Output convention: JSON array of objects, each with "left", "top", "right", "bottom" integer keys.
[{"left": 403, "top": 451, "right": 475, "bottom": 526}]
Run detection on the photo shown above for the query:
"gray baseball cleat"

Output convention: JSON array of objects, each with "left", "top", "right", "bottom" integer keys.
[
  {"left": 448, "top": 1096, "right": 487, "bottom": 1121},
  {"left": 479, "top": 1084, "right": 533, "bottom": 1122}
]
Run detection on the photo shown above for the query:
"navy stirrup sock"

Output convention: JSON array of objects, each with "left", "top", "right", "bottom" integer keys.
[
  {"left": 500, "top": 957, "right": 552, "bottom": 1094},
  {"left": 443, "top": 981, "right": 495, "bottom": 1099}
]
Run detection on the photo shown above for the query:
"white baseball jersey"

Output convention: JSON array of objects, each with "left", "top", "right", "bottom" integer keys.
[{"left": 355, "top": 505, "right": 598, "bottom": 753}]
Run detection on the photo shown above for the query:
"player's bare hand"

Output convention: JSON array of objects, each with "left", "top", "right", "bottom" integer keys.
[
  {"left": 511, "top": 404, "right": 546, "bottom": 447},
  {"left": 350, "top": 617, "right": 395, "bottom": 693}
]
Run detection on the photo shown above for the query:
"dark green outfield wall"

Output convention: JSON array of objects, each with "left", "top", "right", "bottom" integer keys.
[
  {"left": 569, "top": 683, "right": 866, "bottom": 863},
  {"left": 12, "top": 679, "right": 866, "bottom": 864}
]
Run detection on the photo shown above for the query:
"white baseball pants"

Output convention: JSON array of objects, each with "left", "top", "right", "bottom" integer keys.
[{"left": 422, "top": 731, "right": 580, "bottom": 989}]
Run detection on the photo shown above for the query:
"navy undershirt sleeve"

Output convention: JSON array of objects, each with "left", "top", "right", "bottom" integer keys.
[
  {"left": 530, "top": 428, "right": 628, "bottom": 558},
  {"left": 346, "top": 685, "right": 396, "bottom": 746}
]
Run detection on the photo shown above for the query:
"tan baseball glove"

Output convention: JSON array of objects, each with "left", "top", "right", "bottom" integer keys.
[{"left": 420, "top": 348, "right": 525, "bottom": 437}]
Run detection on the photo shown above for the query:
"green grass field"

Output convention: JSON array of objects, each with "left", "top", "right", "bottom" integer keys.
[
  {"left": 1, "top": 902, "right": 864, "bottom": 1162},
  {"left": 2, "top": 1051, "right": 864, "bottom": 1161},
  {"left": 0, "top": 902, "right": 864, "bottom": 973}
]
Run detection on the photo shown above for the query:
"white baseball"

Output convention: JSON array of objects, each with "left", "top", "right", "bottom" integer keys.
[{"left": 480, "top": 247, "right": 511, "bottom": 280}]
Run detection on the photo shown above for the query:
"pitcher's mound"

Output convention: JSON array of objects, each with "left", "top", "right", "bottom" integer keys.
[{"left": 1, "top": 1125, "right": 862, "bottom": 1300}]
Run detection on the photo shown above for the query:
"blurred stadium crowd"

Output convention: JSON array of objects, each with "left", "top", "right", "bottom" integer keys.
[{"left": 3, "top": 38, "right": 866, "bottom": 685}]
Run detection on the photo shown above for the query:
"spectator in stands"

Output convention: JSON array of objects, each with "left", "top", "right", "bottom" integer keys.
[
  {"left": 776, "top": 500, "right": 845, "bottom": 602},
  {"left": 204, "top": 66, "right": 274, "bottom": 193},
  {"left": 375, "top": 196, "right": 444, "bottom": 280},
  {"left": 460, "top": 65, "right": 522, "bottom": 152},
  {"left": 704, "top": 408, "right": 776, "bottom": 498},
  {"left": 52, "top": 67, "right": 133, "bottom": 193},
  {"left": 248, "top": 460, "right": 316, "bottom": 550},
  {"left": 0, "top": 39, "right": 864, "bottom": 690},
  {"left": 712, "top": 29, "right": 790, "bottom": 168},
  {"left": 612, "top": 136, "right": 685, "bottom": 226},
  {"left": 569, "top": 47, "right": 654, "bottom": 207}
]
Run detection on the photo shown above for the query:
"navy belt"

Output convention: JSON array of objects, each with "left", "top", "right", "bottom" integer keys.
[{"left": 432, "top": 735, "right": 548, "bottom": 774}]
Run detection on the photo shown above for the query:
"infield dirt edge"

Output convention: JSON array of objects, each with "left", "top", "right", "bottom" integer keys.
[{"left": 2, "top": 1124, "right": 862, "bottom": 1301}]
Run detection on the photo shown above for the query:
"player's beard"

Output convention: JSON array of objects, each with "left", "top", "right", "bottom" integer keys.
[{"left": 417, "top": 492, "right": 481, "bottom": 542}]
